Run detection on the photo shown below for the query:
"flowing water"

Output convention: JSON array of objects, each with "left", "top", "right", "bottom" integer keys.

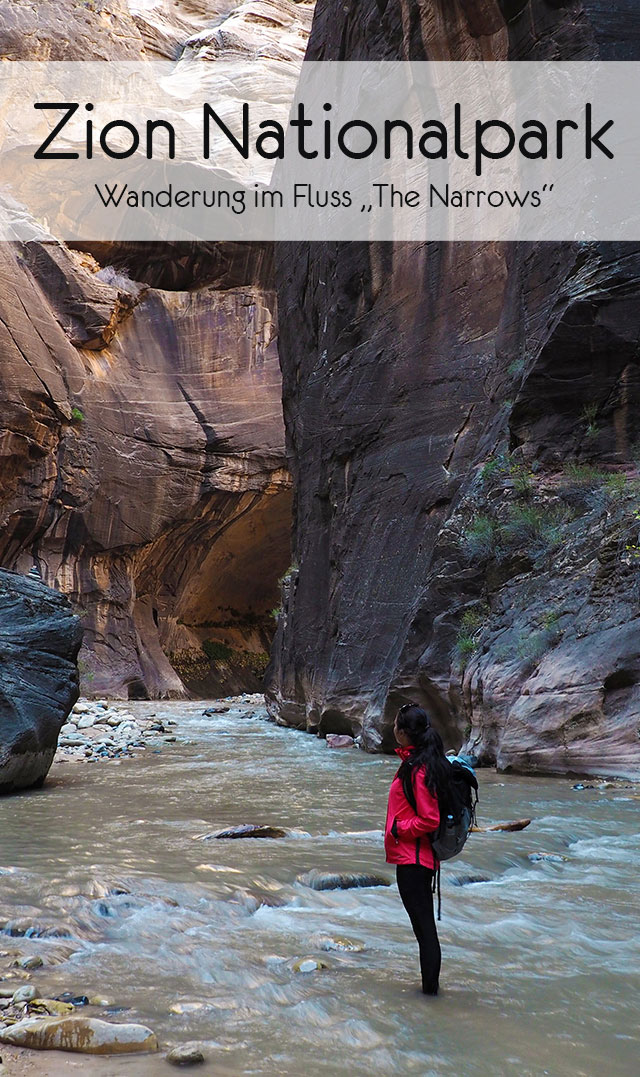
[{"left": 1, "top": 701, "right": 639, "bottom": 1077}]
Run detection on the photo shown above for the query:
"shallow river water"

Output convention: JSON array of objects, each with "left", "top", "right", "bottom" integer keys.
[{"left": 1, "top": 701, "right": 639, "bottom": 1077}]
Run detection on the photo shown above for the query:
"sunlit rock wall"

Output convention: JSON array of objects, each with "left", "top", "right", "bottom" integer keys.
[{"left": 0, "top": 0, "right": 315, "bottom": 697}]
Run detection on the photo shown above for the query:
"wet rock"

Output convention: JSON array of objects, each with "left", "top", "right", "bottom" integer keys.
[
  {"left": 29, "top": 999, "right": 75, "bottom": 1017},
  {"left": 0, "top": 570, "right": 82, "bottom": 794},
  {"left": 312, "top": 935, "right": 365, "bottom": 953},
  {"left": 0, "top": 1015, "right": 158, "bottom": 1053},
  {"left": 203, "top": 705, "right": 230, "bottom": 715},
  {"left": 11, "top": 985, "right": 36, "bottom": 1003},
  {"left": 450, "top": 875, "right": 492, "bottom": 887},
  {"left": 472, "top": 819, "right": 532, "bottom": 833},
  {"left": 527, "top": 853, "right": 569, "bottom": 864},
  {"left": 296, "top": 870, "right": 392, "bottom": 891},
  {"left": 231, "top": 889, "right": 288, "bottom": 913},
  {"left": 325, "top": 735, "right": 355, "bottom": 749},
  {"left": 205, "top": 825, "right": 289, "bottom": 840},
  {"left": 291, "top": 957, "right": 329, "bottom": 974},
  {"left": 16, "top": 956, "right": 43, "bottom": 970},
  {"left": 166, "top": 1042, "right": 207, "bottom": 1066},
  {"left": 56, "top": 993, "right": 89, "bottom": 1007}
]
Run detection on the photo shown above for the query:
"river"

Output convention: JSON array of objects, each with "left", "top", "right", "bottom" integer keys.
[{"left": 1, "top": 700, "right": 639, "bottom": 1076}]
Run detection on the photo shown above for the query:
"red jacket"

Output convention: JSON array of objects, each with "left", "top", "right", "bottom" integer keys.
[{"left": 384, "top": 747, "right": 440, "bottom": 869}]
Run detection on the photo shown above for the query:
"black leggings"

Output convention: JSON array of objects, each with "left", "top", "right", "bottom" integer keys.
[{"left": 396, "top": 864, "right": 441, "bottom": 995}]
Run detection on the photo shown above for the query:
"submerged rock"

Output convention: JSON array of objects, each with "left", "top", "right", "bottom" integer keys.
[
  {"left": 0, "top": 1016, "right": 158, "bottom": 1054},
  {"left": 450, "top": 875, "right": 492, "bottom": 887},
  {"left": 296, "top": 870, "right": 391, "bottom": 891},
  {"left": 166, "top": 1042, "right": 206, "bottom": 1066},
  {"left": 16, "top": 955, "right": 43, "bottom": 970},
  {"left": 312, "top": 934, "right": 365, "bottom": 953},
  {"left": 205, "top": 824, "right": 289, "bottom": 840},
  {"left": 291, "top": 957, "right": 330, "bottom": 974},
  {"left": 527, "top": 852, "right": 569, "bottom": 863}
]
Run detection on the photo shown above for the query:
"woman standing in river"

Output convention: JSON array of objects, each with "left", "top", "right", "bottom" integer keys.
[{"left": 384, "top": 703, "right": 451, "bottom": 996}]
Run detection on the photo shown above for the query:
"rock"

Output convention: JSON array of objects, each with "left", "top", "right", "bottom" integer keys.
[
  {"left": 11, "top": 985, "right": 36, "bottom": 1003},
  {"left": 291, "top": 957, "right": 329, "bottom": 974},
  {"left": 205, "top": 824, "right": 288, "bottom": 840},
  {"left": 312, "top": 935, "right": 365, "bottom": 953},
  {"left": 450, "top": 875, "right": 492, "bottom": 887},
  {"left": 296, "top": 870, "right": 392, "bottom": 891},
  {"left": 527, "top": 853, "right": 569, "bottom": 864},
  {"left": 166, "top": 1042, "right": 207, "bottom": 1066},
  {"left": 264, "top": 0, "right": 640, "bottom": 779},
  {"left": 16, "top": 956, "right": 43, "bottom": 970},
  {"left": 72, "top": 702, "right": 91, "bottom": 714},
  {"left": 472, "top": 819, "right": 532, "bottom": 833},
  {"left": 203, "top": 706, "right": 230, "bottom": 715},
  {"left": 76, "top": 715, "right": 96, "bottom": 729},
  {"left": 29, "top": 999, "right": 75, "bottom": 1017},
  {"left": 230, "top": 888, "right": 288, "bottom": 913},
  {"left": 0, "top": 0, "right": 310, "bottom": 702},
  {"left": 325, "top": 735, "right": 355, "bottom": 749},
  {"left": 0, "top": 571, "right": 82, "bottom": 793},
  {"left": 0, "top": 1016, "right": 158, "bottom": 1054}
]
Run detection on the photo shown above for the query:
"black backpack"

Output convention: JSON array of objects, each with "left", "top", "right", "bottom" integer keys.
[
  {"left": 431, "top": 757, "right": 479, "bottom": 862},
  {"left": 402, "top": 755, "right": 479, "bottom": 919}
]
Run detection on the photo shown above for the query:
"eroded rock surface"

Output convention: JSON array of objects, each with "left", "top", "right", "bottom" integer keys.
[
  {"left": 0, "top": 1, "right": 314, "bottom": 699},
  {"left": 266, "top": 0, "right": 640, "bottom": 777},
  {"left": 0, "top": 569, "right": 82, "bottom": 794}
]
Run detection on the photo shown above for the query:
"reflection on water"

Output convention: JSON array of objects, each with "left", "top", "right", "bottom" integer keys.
[{"left": 1, "top": 701, "right": 639, "bottom": 1077}]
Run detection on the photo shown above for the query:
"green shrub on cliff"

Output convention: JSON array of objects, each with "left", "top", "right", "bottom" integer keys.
[
  {"left": 501, "top": 503, "right": 566, "bottom": 553},
  {"left": 202, "top": 639, "right": 232, "bottom": 662},
  {"left": 462, "top": 515, "right": 496, "bottom": 558}
]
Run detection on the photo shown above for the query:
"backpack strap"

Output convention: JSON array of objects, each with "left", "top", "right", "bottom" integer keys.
[{"left": 432, "top": 863, "right": 442, "bottom": 921}]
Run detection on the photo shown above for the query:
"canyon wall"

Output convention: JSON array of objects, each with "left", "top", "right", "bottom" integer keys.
[
  {"left": 266, "top": 0, "right": 640, "bottom": 777},
  {"left": 0, "top": 569, "right": 81, "bottom": 793},
  {"left": 0, "top": 0, "right": 314, "bottom": 698}
]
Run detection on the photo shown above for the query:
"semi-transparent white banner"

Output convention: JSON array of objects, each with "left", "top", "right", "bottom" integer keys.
[{"left": 0, "top": 61, "right": 638, "bottom": 242}]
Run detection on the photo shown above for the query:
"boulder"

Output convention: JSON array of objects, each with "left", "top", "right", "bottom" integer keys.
[
  {"left": 0, "top": 570, "right": 81, "bottom": 793},
  {"left": 0, "top": 1016, "right": 158, "bottom": 1054},
  {"left": 296, "top": 869, "right": 391, "bottom": 891},
  {"left": 204, "top": 824, "right": 289, "bottom": 840},
  {"left": 325, "top": 734, "right": 355, "bottom": 749},
  {"left": 166, "top": 1042, "right": 207, "bottom": 1066},
  {"left": 291, "top": 957, "right": 329, "bottom": 974}
]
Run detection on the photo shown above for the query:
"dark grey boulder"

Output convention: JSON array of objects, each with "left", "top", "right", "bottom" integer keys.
[
  {"left": 0, "top": 570, "right": 82, "bottom": 794},
  {"left": 204, "top": 824, "right": 289, "bottom": 840},
  {"left": 296, "top": 869, "right": 392, "bottom": 891}
]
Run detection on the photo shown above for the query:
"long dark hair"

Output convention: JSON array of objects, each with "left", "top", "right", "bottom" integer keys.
[{"left": 395, "top": 703, "right": 450, "bottom": 804}]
